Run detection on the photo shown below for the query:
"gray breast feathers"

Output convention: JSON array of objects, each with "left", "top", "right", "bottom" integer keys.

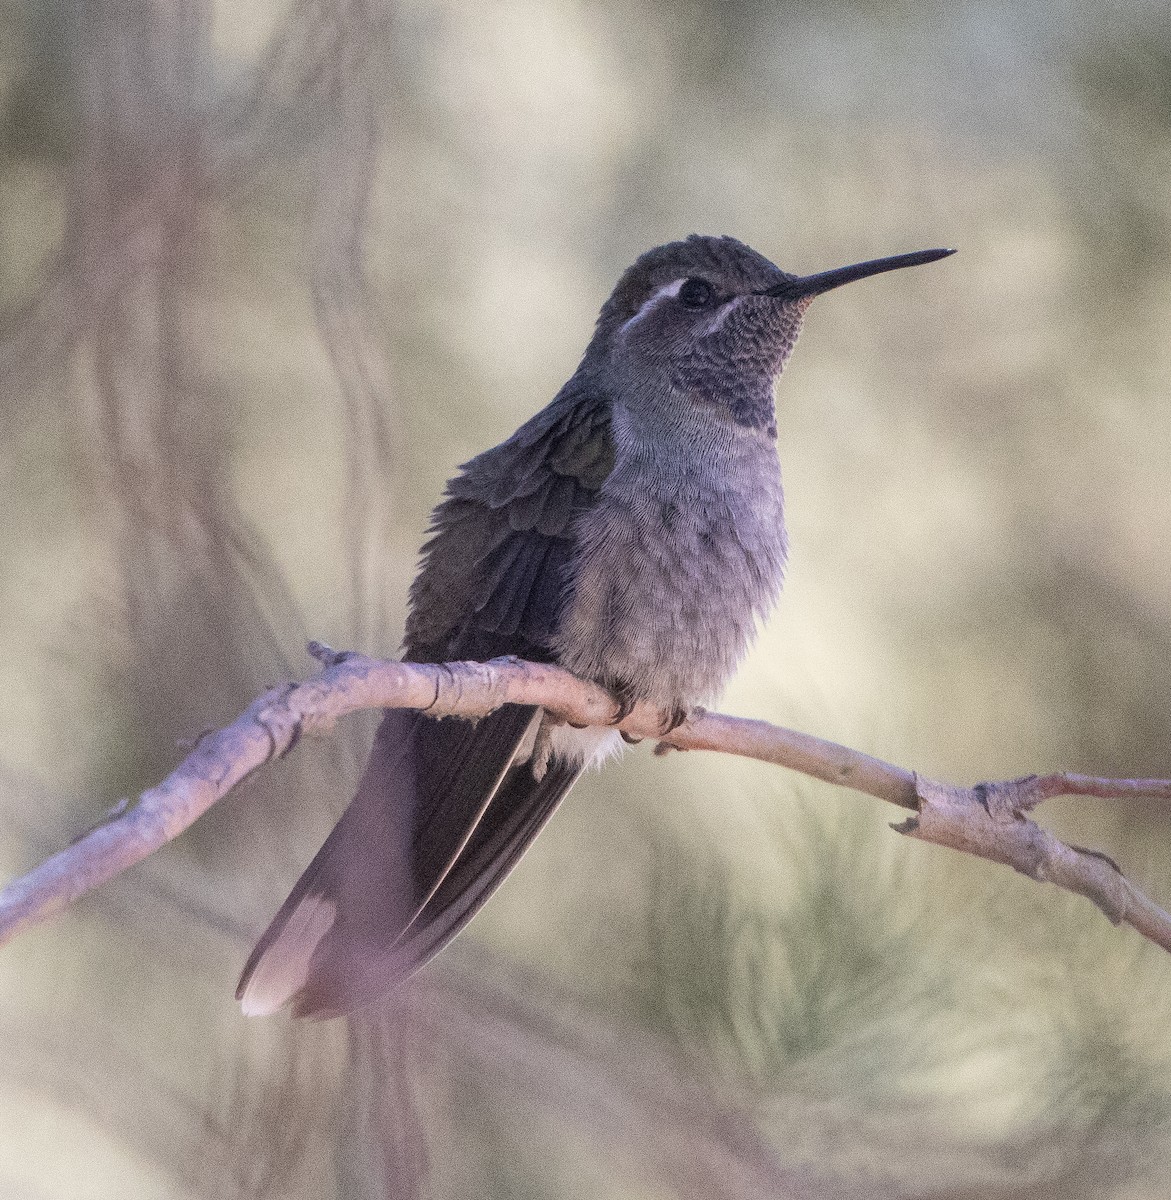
[{"left": 552, "top": 419, "right": 786, "bottom": 708}]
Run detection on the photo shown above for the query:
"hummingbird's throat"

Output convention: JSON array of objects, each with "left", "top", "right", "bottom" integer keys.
[{"left": 673, "top": 301, "right": 804, "bottom": 432}]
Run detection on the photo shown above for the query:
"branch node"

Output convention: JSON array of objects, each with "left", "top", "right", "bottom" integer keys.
[
  {"left": 308, "top": 640, "right": 337, "bottom": 664},
  {"left": 176, "top": 727, "right": 214, "bottom": 752},
  {"left": 421, "top": 668, "right": 443, "bottom": 713},
  {"left": 308, "top": 640, "right": 359, "bottom": 668},
  {"left": 280, "top": 720, "right": 304, "bottom": 759},
  {"left": 1069, "top": 843, "right": 1125, "bottom": 877},
  {"left": 71, "top": 797, "right": 132, "bottom": 844},
  {"left": 255, "top": 684, "right": 302, "bottom": 759},
  {"left": 974, "top": 778, "right": 1031, "bottom": 822}
]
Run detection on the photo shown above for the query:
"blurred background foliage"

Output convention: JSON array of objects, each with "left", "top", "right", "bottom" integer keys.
[{"left": 1, "top": 0, "right": 1171, "bottom": 1195}]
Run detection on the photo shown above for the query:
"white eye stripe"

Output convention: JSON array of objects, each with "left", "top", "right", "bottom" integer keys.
[
  {"left": 619, "top": 277, "right": 747, "bottom": 340},
  {"left": 618, "top": 278, "right": 687, "bottom": 335}
]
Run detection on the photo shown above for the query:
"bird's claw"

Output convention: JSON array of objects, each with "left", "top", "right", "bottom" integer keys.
[
  {"left": 659, "top": 705, "right": 689, "bottom": 736},
  {"left": 606, "top": 681, "right": 638, "bottom": 725}
]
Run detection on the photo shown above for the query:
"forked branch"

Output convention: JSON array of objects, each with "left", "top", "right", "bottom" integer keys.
[{"left": 2, "top": 644, "right": 1170, "bottom": 956}]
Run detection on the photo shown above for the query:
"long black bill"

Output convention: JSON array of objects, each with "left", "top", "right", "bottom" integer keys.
[{"left": 763, "top": 247, "right": 955, "bottom": 302}]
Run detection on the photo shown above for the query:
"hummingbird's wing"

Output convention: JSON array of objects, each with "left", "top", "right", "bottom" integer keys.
[
  {"left": 238, "top": 383, "right": 613, "bottom": 1018},
  {"left": 406, "top": 385, "right": 615, "bottom": 662}
]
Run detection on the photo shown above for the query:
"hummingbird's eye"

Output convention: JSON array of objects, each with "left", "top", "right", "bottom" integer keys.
[{"left": 678, "top": 278, "right": 716, "bottom": 309}]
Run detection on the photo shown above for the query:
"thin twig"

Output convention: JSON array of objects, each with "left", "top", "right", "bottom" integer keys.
[{"left": 2, "top": 650, "right": 1169, "bottom": 958}]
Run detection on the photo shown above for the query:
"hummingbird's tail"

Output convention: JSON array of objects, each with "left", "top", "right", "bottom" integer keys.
[{"left": 237, "top": 704, "right": 580, "bottom": 1019}]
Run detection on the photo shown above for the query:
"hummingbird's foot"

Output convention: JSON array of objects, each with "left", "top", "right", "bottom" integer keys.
[
  {"left": 620, "top": 730, "right": 643, "bottom": 745},
  {"left": 530, "top": 720, "right": 555, "bottom": 781},
  {"left": 659, "top": 704, "right": 690, "bottom": 736},
  {"left": 604, "top": 679, "right": 639, "bottom": 725},
  {"left": 651, "top": 706, "right": 694, "bottom": 756}
]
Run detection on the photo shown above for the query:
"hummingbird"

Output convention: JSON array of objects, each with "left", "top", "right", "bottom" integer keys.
[{"left": 238, "top": 234, "right": 954, "bottom": 1019}]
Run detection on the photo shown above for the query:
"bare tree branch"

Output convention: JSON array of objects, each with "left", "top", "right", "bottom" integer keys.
[{"left": 2, "top": 644, "right": 1170, "bottom": 962}]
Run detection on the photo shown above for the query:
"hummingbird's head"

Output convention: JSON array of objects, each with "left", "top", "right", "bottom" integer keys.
[{"left": 589, "top": 234, "right": 953, "bottom": 436}]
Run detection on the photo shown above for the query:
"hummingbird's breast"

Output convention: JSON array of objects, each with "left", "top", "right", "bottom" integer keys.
[{"left": 552, "top": 409, "right": 787, "bottom": 708}]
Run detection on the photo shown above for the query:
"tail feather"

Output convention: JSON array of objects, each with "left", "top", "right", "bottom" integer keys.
[
  {"left": 378, "top": 758, "right": 581, "bottom": 983},
  {"left": 236, "top": 704, "right": 578, "bottom": 1019}
]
